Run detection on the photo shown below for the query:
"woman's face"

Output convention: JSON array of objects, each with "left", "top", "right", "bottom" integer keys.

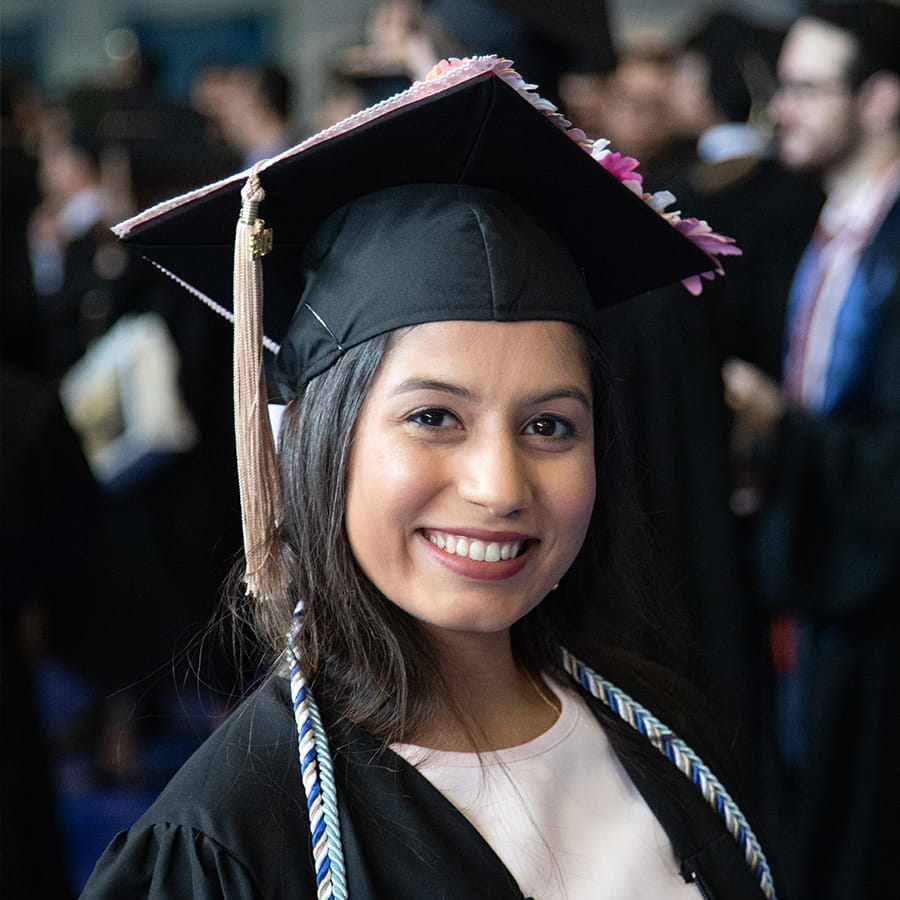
[{"left": 345, "top": 320, "right": 596, "bottom": 639}]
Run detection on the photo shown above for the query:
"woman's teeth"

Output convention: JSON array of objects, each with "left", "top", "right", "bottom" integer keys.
[{"left": 427, "top": 532, "right": 522, "bottom": 562}]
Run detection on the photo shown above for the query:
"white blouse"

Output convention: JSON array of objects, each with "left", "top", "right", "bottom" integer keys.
[{"left": 392, "top": 678, "right": 701, "bottom": 899}]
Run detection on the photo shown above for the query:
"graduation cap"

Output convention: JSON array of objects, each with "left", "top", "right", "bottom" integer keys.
[{"left": 113, "top": 55, "right": 738, "bottom": 599}]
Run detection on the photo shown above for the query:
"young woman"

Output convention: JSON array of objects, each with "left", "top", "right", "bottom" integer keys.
[{"left": 81, "top": 57, "right": 774, "bottom": 899}]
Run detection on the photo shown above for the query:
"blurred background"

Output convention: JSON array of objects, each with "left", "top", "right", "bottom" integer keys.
[
  {"left": 0, "top": 0, "right": 888, "bottom": 897},
  {"left": 4, "top": 1, "right": 802, "bottom": 125}
]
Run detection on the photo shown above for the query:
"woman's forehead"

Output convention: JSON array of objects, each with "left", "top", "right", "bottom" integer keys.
[
  {"left": 780, "top": 18, "right": 857, "bottom": 84},
  {"left": 373, "top": 320, "right": 593, "bottom": 396}
]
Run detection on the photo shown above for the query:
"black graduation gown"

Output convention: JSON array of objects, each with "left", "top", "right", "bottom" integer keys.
[
  {"left": 750, "top": 195, "right": 900, "bottom": 900},
  {"left": 80, "top": 673, "right": 767, "bottom": 899},
  {"left": 591, "top": 157, "right": 823, "bottom": 807}
]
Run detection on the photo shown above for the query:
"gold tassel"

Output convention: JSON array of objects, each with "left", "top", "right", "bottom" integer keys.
[{"left": 233, "top": 162, "right": 289, "bottom": 601}]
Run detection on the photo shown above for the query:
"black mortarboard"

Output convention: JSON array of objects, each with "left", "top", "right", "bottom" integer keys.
[
  {"left": 115, "top": 57, "right": 735, "bottom": 391},
  {"left": 113, "top": 56, "right": 738, "bottom": 598}
]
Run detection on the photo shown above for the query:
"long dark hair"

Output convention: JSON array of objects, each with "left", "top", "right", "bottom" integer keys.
[{"left": 240, "top": 324, "right": 670, "bottom": 744}]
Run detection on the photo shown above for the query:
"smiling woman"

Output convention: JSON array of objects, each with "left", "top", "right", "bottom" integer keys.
[{"left": 80, "top": 56, "right": 772, "bottom": 900}]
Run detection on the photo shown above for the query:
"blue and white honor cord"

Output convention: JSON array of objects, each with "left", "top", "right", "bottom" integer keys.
[
  {"left": 561, "top": 648, "right": 778, "bottom": 900},
  {"left": 285, "top": 620, "right": 775, "bottom": 900},
  {"left": 286, "top": 602, "right": 348, "bottom": 900}
]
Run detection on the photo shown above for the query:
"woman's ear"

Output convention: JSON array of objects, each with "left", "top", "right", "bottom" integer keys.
[{"left": 857, "top": 70, "right": 900, "bottom": 136}]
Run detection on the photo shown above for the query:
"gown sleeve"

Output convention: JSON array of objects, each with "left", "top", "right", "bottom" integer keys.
[{"left": 80, "top": 821, "right": 264, "bottom": 900}]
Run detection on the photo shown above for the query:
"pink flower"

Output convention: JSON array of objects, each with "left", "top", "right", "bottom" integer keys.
[
  {"left": 673, "top": 218, "right": 743, "bottom": 294},
  {"left": 595, "top": 151, "right": 643, "bottom": 186},
  {"left": 674, "top": 218, "right": 743, "bottom": 262},
  {"left": 419, "top": 56, "right": 742, "bottom": 295}
]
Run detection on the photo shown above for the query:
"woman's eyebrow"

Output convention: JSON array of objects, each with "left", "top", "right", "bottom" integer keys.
[
  {"left": 525, "top": 387, "right": 592, "bottom": 410},
  {"left": 389, "top": 379, "right": 591, "bottom": 409},
  {"left": 390, "top": 378, "right": 476, "bottom": 400}
]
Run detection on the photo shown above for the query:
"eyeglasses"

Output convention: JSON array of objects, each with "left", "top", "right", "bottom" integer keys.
[{"left": 773, "top": 78, "right": 852, "bottom": 101}]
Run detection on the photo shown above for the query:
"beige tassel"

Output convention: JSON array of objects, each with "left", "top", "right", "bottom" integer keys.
[{"left": 233, "top": 162, "right": 289, "bottom": 601}]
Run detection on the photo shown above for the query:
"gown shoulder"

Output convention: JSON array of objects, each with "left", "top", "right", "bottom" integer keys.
[{"left": 80, "top": 677, "right": 317, "bottom": 899}]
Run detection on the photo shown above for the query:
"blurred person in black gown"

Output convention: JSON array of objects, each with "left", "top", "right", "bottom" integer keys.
[
  {"left": 0, "top": 370, "right": 97, "bottom": 900},
  {"left": 583, "top": 15, "right": 819, "bottom": 812},
  {"left": 667, "top": 11, "right": 824, "bottom": 381},
  {"left": 3, "top": 60, "right": 246, "bottom": 893},
  {"left": 188, "top": 60, "right": 243, "bottom": 172},
  {"left": 654, "top": 24, "right": 825, "bottom": 821},
  {"left": 593, "top": 270, "right": 767, "bottom": 807},
  {"left": 722, "top": 5, "right": 900, "bottom": 896},
  {"left": 1, "top": 71, "right": 87, "bottom": 899},
  {"left": 20, "top": 68, "right": 245, "bottom": 791},
  {"left": 594, "top": 43, "right": 693, "bottom": 192},
  {"left": 1, "top": 71, "right": 42, "bottom": 369},
  {"left": 27, "top": 115, "right": 124, "bottom": 380},
  {"left": 329, "top": 0, "right": 616, "bottom": 109},
  {"left": 212, "top": 63, "right": 299, "bottom": 169}
]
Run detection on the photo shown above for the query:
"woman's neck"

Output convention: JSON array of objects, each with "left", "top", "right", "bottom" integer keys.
[{"left": 406, "top": 627, "right": 560, "bottom": 752}]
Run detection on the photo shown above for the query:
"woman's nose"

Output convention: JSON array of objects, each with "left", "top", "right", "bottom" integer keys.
[{"left": 456, "top": 430, "right": 533, "bottom": 518}]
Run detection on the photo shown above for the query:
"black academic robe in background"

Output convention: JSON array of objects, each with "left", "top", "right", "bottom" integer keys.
[
  {"left": 591, "top": 159, "right": 823, "bottom": 822},
  {"left": 80, "top": 673, "right": 768, "bottom": 899},
  {"left": 750, "top": 196, "right": 900, "bottom": 900},
  {"left": 664, "top": 156, "right": 825, "bottom": 381},
  {"left": 596, "top": 286, "right": 767, "bottom": 809}
]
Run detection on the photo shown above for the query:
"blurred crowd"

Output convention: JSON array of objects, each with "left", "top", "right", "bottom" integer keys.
[{"left": 2, "top": 1, "right": 898, "bottom": 897}]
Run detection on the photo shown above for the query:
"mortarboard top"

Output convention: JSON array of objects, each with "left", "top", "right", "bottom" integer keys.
[{"left": 114, "top": 56, "right": 738, "bottom": 391}]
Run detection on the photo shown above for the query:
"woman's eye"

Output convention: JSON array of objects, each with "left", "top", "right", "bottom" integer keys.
[
  {"left": 524, "top": 415, "right": 575, "bottom": 438},
  {"left": 407, "top": 408, "right": 459, "bottom": 429}
]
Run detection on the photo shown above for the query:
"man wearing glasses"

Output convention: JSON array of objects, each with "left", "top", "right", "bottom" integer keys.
[{"left": 723, "top": 4, "right": 900, "bottom": 898}]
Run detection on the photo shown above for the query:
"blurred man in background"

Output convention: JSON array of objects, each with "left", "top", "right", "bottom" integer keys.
[
  {"left": 668, "top": 11, "right": 823, "bottom": 382},
  {"left": 597, "top": 43, "right": 685, "bottom": 191},
  {"left": 723, "top": 4, "right": 900, "bottom": 896},
  {"left": 214, "top": 63, "right": 298, "bottom": 167}
]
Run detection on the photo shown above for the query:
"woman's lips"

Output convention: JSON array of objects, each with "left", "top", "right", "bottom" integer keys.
[{"left": 418, "top": 529, "right": 535, "bottom": 580}]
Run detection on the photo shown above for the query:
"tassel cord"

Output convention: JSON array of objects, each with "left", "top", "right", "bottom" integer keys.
[{"left": 232, "top": 163, "right": 288, "bottom": 601}]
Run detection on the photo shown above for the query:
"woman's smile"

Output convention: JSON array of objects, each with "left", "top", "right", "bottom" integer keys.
[{"left": 419, "top": 528, "right": 536, "bottom": 580}]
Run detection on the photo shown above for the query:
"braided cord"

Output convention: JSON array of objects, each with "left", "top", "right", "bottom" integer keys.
[
  {"left": 561, "top": 648, "right": 777, "bottom": 900},
  {"left": 286, "top": 603, "right": 348, "bottom": 900}
]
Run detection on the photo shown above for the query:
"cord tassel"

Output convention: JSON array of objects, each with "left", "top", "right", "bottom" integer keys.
[{"left": 233, "top": 162, "right": 289, "bottom": 601}]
